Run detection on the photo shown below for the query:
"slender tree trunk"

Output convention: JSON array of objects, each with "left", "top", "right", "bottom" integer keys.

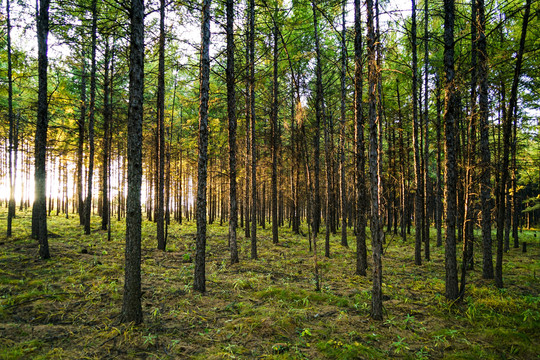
[
  {"left": 249, "top": 0, "right": 257, "bottom": 259},
  {"left": 84, "top": 0, "right": 98, "bottom": 235},
  {"left": 312, "top": 0, "right": 322, "bottom": 236},
  {"left": 33, "top": 0, "right": 51, "bottom": 259},
  {"left": 478, "top": 0, "right": 492, "bottom": 278},
  {"left": 412, "top": 0, "right": 423, "bottom": 266},
  {"left": 226, "top": 0, "right": 239, "bottom": 263},
  {"left": 77, "top": 50, "right": 87, "bottom": 226},
  {"left": 121, "top": 0, "right": 144, "bottom": 324},
  {"left": 443, "top": 0, "right": 459, "bottom": 300},
  {"left": 340, "top": 2, "right": 348, "bottom": 247},
  {"left": 101, "top": 40, "right": 111, "bottom": 231},
  {"left": 423, "top": 0, "right": 430, "bottom": 261},
  {"left": 354, "top": 0, "right": 367, "bottom": 276},
  {"left": 244, "top": 15, "right": 251, "bottom": 239},
  {"left": 7, "top": 0, "right": 15, "bottom": 237},
  {"left": 495, "top": 0, "right": 531, "bottom": 288},
  {"left": 156, "top": 0, "right": 166, "bottom": 250},
  {"left": 367, "top": 0, "right": 383, "bottom": 320},
  {"left": 194, "top": 0, "right": 211, "bottom": 292},
  {"left": 271, "top": 16, "right": 279, "bottom": 245},
  {"left": 435, "top": 76, "right": 443, "bottom": 247}
]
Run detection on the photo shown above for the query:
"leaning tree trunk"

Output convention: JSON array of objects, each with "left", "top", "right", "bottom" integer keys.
[
  {"left": 226, "top": 0, "right": 239, "bottom": 263},
  {"left": 495, "top": 0, "right": 531, "bottom": 288},
  {"left": 121, "top": 0, "right": 144, "bottom": 324},
  {"left": 443, "top": 0, "right": 459, "bottom": 301},
  {"left": 194, "top": 0, "right": 211, "bottom": 292},
  {"left": 33, "top": 0, "right": 51, "bottom": 259}
]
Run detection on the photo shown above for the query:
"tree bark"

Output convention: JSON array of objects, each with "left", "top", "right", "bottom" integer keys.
[
  {"left": 77, "top": 50, "right": 87, "bottom": 226},
  {"left": 156, "top": 0, "right": 166, "bottom": 250},
  {"left": 495, "top": 0, "right": 531, "bottom": 288},
  {"left": 412, "top": 0, "right": 423, "bottom": 266},
  {"left": 101, "top": 40, "right": 111, "bottom": 231},
  {"left": 227, "top": 0, "right": 239, "bottom": 263},
  {"left": 354, "top": 0, "right": 367, "bottom": 276},
  {"left": 7, "top": 0, "right": 15, "bottom": 237},
  {"left": 194, "top": 0, "right": 212, "bottom": 292},
  {"left": 367, "top": 0, "right": 383, "bottom": 320},
  {"left": 33, "top": 0, "right": 51, "bottom": 259},
  {"left": 271, "top": 15, "right": 279, "bottom": 245},
  {"left": 249, "top": 0, "right": 257, "bottom": 259},
  {"left": 84, "top": 0, "right": 98, "bottom": 235},
  {"left": 312, "top": 0, "right": 322, "bottom": 236},
  {"left": 443, "top": 0, "right": 459, "bottom": 300},
  {"left": 121, "top": 0, "right": 144, "bottom": 324},
  {"left": 339, "top": 2, "right": 348, "bottom": 247}
]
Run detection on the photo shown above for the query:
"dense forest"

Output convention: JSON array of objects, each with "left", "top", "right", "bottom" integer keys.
[{"left": 1, "top": 0, "right": 539, "bottom": 357}]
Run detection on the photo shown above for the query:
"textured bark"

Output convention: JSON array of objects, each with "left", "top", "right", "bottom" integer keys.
[
  {"left": 367, "top": 0, "right": 383, "bottom": 320},
  {"left": 443, "top": 0, "right": 459, "bottom": 300},
  {"left": 478, "top": 0, "right": 493, "bottom": 278},
  {"left": 495, "top": 0, "right": 531, "bottom": 288},
  {"left": 339, "top": 3, "right": 348, "bottom": 248},
  {"left": 7, "top": 0, "right": 15, "bottom": 237},
  {"left": 156, "top": 0, "right": 166, "bottom": 250},
  {"left": 412, "top": 0, "right": 423, "bottom": 266},
  {"left": 77, "top": 51, "right": 87, "bottom": 226},
  {"left": 435, "top": 77, "right": 443, "bottom": 248},
  {"left": 101, "top": 41, "right": 111, "bottom": 231},
  {"left": 33, "top": 0, "right": 50, "bottom": 259},
  {"left": 194, "top": 0, "right": 211, "bottom": 292},
  {"left": 354, "top": 0, "right": 367, "bottom": 276},
  {"left": 271, "top": 18, "right": 279, "bottom": 245},
  {"left": 312, "top": 0, "right": 322, "bottom": 236},
  {"left": 423, "top": 0, "right": 430, "bottom": 261},
  {"left": 84, "top": 0, "right": 98, "bottom": 235},
  {"left": 121, "top": 0, "right": 144, "bottom": 324},
  {"left": 249, "top": 0, "right": 257, "bottom": 259},
  {"left": 227, "top": 0, "right": 239, "bottom": 263}
]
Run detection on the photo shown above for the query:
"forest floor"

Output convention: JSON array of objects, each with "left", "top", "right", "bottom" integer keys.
[{"left": 0, "top": 208, "right": 539, "bottom": 359}]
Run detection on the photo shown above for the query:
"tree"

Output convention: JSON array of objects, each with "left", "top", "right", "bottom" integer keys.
[
  {"left": 121, "top": 0, "right": 145, "bottom": 324},
  {"left": 249, "top": 0, "right": 257, "bottom": 260},
  {"left": 227, "top": 0, "right": 239, "bottom": 263},
  {"left": 271, "top": 9, "right": 280, "bottom": 246},
  {"left": 156, "top": 0, "right": 166, "bottom": 251},
  {"left": 443, "top": 0, "right": 459, "bottom": 301},
  {"left": 6, "top": 0, "right": 16, "bottom": 237},
  {"left": 84, "top": 0, "right": 98, "bottom": 235},
  {"left": 194, "top": 0, "right": 212, "bottom": 292},
  {"left": 339, "top": 0, "right": 347, "bottom": 248},
  {"left": 33, "top": 0, "right": 51, "bottom": 259},
  {"left": 367, "top": 0, "right": 383, "bottom": 320},
  {"left": 354, "top": 0, "right": 367, "bottom": 276},
  {"left": 311, "top": 0, "right": 322, "bottom": 237}
]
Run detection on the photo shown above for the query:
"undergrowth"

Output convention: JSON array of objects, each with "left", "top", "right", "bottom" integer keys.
[{"left": 0, "top": 208, "right": 539, "bottom": 359}]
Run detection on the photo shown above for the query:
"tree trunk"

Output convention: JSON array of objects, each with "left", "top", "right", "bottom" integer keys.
[
  {"left": 312, "top": 0, "right": 322, "bottom": 236},
  {"left": 443, "top": 0, "right": 459, "bottom": 300},
  {"left": 412, "top": 0, "right": 423, "bottom": 266},
  {"left": 249, "top": 0, "right": 257, "bottom": 259},
  {"left": 339, "top": 2, "right": 348, "bottom": 247},
  {"left": 84, "top": 0, "right": 98, "bottom": 235},
  {"left": 121, "top": 0, "right": 144, "bottom": 324},
  {"left": 194, "top": 0, "right": 211, "bottom": 293},
  {"left": 33, "top": 0, "right": 51, "bottom": 259},
  {"left": 495, "top": 0, "right": 531, "bottom": 288},
  {"left": 101, "top": 40, "right": 111, "bottom": 231},
  {"left": 367, "top": 0, "right": 383, "bottom": 320},
  {"left": 271, "top": 16, "right": 279, "bottom": 245},
  {"left": 7, "top": 0, "right": 15, "bottom": 237},
  {"left": 354, "top": 0, "right": 367, "bottom": 276},
  {"left": 156, "top": 0, "right": 166, "bottom": 250},
  {"left": 226, "top": 0, "right": 239, "bottom": 263},
  {"left": 423, "top": 0, "right": 430, "bottom": 261}
]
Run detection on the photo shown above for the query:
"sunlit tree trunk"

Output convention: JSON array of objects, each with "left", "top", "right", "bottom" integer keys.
[
  {"left": 7, "top": 0, "right": 15, "bottom": 237},
  {"left": 33, "top": 0, "right": 51, "bottom": 259},
  {"left": 77, "top": 49, "right": 86, "bottom": 226},
  {"left": 194, "top": 0, "right": 211, "bottom": 292}
]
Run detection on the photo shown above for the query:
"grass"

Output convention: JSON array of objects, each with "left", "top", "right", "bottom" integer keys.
[{"left": 0, "top": 207, "right": 539, "bottom": 359}]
